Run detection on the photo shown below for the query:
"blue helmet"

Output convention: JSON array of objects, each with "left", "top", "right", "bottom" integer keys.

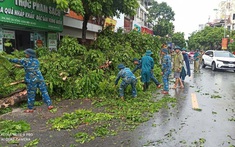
[
  {"left": 174, "top": 46, "right": 181, "bottom": 50},
  {"left": 161, "top": 48, "right": 168, "bottom": 54},
  {"left": 145, "top": 50, "right": 153, "bottom": 55},
  {"left": 24, "top": 48, "right": 36, "bottom": 58},
  {"left": 117, "top": 64, "right": 125, "bottom": 69},
  {"left": 133, "top": 58, "right": 139, "bottom": 62}
]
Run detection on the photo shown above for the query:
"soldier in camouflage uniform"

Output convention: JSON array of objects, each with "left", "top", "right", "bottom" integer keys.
[
  {"left": 115, "top": 64, "right": 137, "bottom": 100},
  {"left": 161, "top": 48, "right": 172, "bottom": 94},
  {"left": 8, "top": 48, "right": 53, "bottom": 113}
]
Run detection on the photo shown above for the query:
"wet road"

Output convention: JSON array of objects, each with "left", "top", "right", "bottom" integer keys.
[{"left": 129, "top": 67, "right": 235, "bottom": 147}]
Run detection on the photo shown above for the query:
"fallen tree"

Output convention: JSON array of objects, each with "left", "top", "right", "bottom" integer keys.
[
  {"left": 0, "top": 89, "right": 27, "bottom": 108},
  {"left": 0, "top": 29, "right": 162, "bottom": 108}
]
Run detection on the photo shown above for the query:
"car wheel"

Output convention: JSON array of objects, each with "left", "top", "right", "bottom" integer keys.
[
  {"left": 212, "top": 62, "right": 217, "bottom": 71},
  {"left": 202, "top": 60, "right": 206, "bottom": 68}
]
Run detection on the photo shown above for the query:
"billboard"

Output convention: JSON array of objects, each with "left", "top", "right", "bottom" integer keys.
[
  {"left": 104, "top": 17, "right": 117, "bottom": 31},
  {"left": 222, "top": 38, "right": 228, "bottom": 50},
  {"left": 0, "top": 0, "right": 63, "bottom": 31}
]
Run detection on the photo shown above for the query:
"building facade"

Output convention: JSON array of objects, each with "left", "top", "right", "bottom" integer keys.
[
  {"left": 213, "top": 0, "right": 235, "bottom": 31},
  {"left": 62, "top": 10, "right": 103, "bottom": 43},
  {"left": 114, "top": 0, "right": 153, "bottom": 34},
  {"left": 0, "top": 0, "right": 105, "bottom": 53},
  {"left": 0, "top": 0, "right": 63, "bottom": 53}
]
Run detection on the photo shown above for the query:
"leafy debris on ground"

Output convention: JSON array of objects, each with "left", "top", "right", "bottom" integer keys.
[{"left": 211, "top": 95, "right": 222, "bottom": 99}]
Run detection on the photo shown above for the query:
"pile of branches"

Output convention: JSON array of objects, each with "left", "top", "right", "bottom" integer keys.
[{"left": 0, "top": 29, "right": 162, "bottom": 105}]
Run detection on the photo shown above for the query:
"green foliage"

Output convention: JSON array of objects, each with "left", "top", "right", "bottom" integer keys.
[
  {"left": 95, "top": 29, "right": 162, "bottom": 63},
  {"left": 93, "top": 124, "right": 115, "bottom": 137},
  {"left": 48, "top": 109, "right": 114, "bottom": 131},
  {"left": 48, "top": 93, "right": 176, "bottom": 144},
  {"left": 0, "top": 120, "right": 30, "bottom": 138},
  {"left": 0, "top": 51, "right": 26, "bottom": 98},
  {"left": 228, "top": 32, "right": 235, "bottom": 52},
  {"left": 67, "top": 0, "right": 84, "bottom": 15},
  {"left": 58, "top": 36, "right": 86, "bottom": 57},
  {"left": 148, "top": 1, "right": 175, "bottom": 23},
  {"left": 172, "top": 32, "right": 186, "bottom": 48},
  {"left": 188, "top": 26, "right": 226, "bottom": 50},
  {"left": 74, "top": 132, "right": 95, "bottom": 144},
  {"left": 148, "top": 1, "right": 175, "bottom": 37},
  {"left": 92, "top": 94, "right": 176, "bottom": 129},
  {"left": 228, "top": 117, "right": 235, "bottom": 121},
  {"left": 153, "top": 20, "right": 174, "bottom": 37},
  {"left": 0, "top": 107, "right": 12, "bottom": 115},
  {"left": 24, "top": 139, "right": 40, "bottom": 147},
  {"left": 0, "top": 30, "right": 162, "bottom": 100},
  {"left": 191, "top": 138, "right": 206, "bottom": 146},
  {"left": 74, "top": 125, "right": 116, "bottom": 144},
  {"left": 210, "top": 95, "right": 222, "bottom": 99}
]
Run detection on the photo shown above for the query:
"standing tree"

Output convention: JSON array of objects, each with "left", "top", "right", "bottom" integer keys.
[
  {"left": 148, "top": 1, "right": 175, "bottom": 37},
  {"left": 34, "top": 0, "right": 139, "bottom": 44},
  {"left": 153, "top": 20, "right": 174, "bottom": 37},
  {"left": 188, "top": 26, "right": 226, "bottom": 50},
  {"left": 187, "top": 32, "right": 200, "bottom": 50},
  {"left": 172, "top": 32, "right": 186, "bottom": 48}
]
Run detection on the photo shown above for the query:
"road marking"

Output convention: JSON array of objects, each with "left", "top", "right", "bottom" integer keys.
[{"left": 191, "top": 93, "right": 199, "bottom": 109}]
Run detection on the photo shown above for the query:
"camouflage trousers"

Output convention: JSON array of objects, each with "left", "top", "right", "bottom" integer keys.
[{"left": 27, "top": 81, "right": 52, "bottom": 109}]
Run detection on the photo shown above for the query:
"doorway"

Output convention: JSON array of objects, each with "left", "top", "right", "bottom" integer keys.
[{"left": 15, "top": 30, "right": 34, "bottom": 51}]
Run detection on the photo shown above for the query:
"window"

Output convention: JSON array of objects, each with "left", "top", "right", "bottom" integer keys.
[{"left": 205, "top": 51, "right": 210, "bottom": 56}]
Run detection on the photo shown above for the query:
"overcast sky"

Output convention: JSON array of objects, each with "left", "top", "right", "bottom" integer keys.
[{"left": 157, "top": 0, "right": 222, "bottom": 39}]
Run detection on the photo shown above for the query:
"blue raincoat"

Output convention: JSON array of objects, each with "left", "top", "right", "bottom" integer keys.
[
  {"left": 141, "top": 55, "right": 154, "bottom": 83},
  {"left": 132, "top": 59, "right": 160, "bottom": 86},
  {"left": 115, "top": 67, "right": 137, "bottom": 97},
  {"left": 180, "top": 53, "right": 191, "bottom": 81},
  {"left": 9, "top": 57, "right": 52, "bottom": 109}
]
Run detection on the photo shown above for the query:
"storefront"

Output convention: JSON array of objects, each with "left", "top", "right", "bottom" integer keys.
[
  {"left": 0, "top": 0, "right": 63, "bottom": 53},
  {"left": 141, "top": 26, "right": 153, "bottom": 35}
]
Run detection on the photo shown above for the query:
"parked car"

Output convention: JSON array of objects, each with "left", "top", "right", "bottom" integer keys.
[{"left": 202, "top": 50, "right": 235, "bottom": 72}]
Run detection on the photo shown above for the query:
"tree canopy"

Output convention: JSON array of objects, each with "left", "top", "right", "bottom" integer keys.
[
  {"left": 153, "top": 19, "right": 174, "bottom": 37},
  {"left": 172, "top": 32, "right": 186, "bottom": 49},
  {"left": 148, "top": 1, "right": 175, "bottom": 23},
  {"left": 188, "top": 26, "right": 228, "bottom": 50},
  {"left": 148, "top": 1, "right": 175, "bottom": 37}
]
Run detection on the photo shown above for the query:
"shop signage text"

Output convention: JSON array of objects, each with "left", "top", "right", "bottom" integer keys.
[
  {"left": 15, "top": 0, "right": 61, "bottom": 16},
  {"left": 0, "top": 0, "right": 63, "bottom": 31}
]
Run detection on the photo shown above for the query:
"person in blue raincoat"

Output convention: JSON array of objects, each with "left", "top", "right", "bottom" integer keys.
[
  {"left": 161, "top": 48, "right": 172, "bottom": 94},
  {"left": 8, "top": 48, "right": 53, "bottom": 113},
  {"left": 132, "top": 58, "right": 161, "bottom": 88},
  {"left": 141, "top": 50, "right": 154, "bottom": 91},
  {"left": 180, "top": 48, "right": 191, "bottom": 83},
  {"left": 115, "top": 64, "right": 137, "bottom": 100}
]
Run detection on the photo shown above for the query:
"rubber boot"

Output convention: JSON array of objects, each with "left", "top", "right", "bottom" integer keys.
[
  {"left": 146, "top": 83, "right": 149, "bottom": 90},
  {"left": 143, "top": 83, "right": 147, "bottom": 92}
]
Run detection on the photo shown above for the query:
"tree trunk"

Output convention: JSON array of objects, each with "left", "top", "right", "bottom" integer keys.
[
  {"left": 81, "top": 14, "right": 90, "bottom": 45},
  {"left": 0, "top": 89, "right": 27, "bottom": 108}
]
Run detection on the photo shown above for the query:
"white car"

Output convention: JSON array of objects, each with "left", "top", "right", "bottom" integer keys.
[{"left": 202, "top": 50, "right": 235, "bottom": 72}]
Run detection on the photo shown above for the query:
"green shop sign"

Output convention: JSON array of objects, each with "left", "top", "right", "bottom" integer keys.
[{"left": 0, "top": 0, "right": 63, "bottom": 32}]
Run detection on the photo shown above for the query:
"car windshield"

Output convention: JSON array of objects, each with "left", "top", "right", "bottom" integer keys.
[{"left": 214, "top": 51, "right": 235, "bottom": 58}]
